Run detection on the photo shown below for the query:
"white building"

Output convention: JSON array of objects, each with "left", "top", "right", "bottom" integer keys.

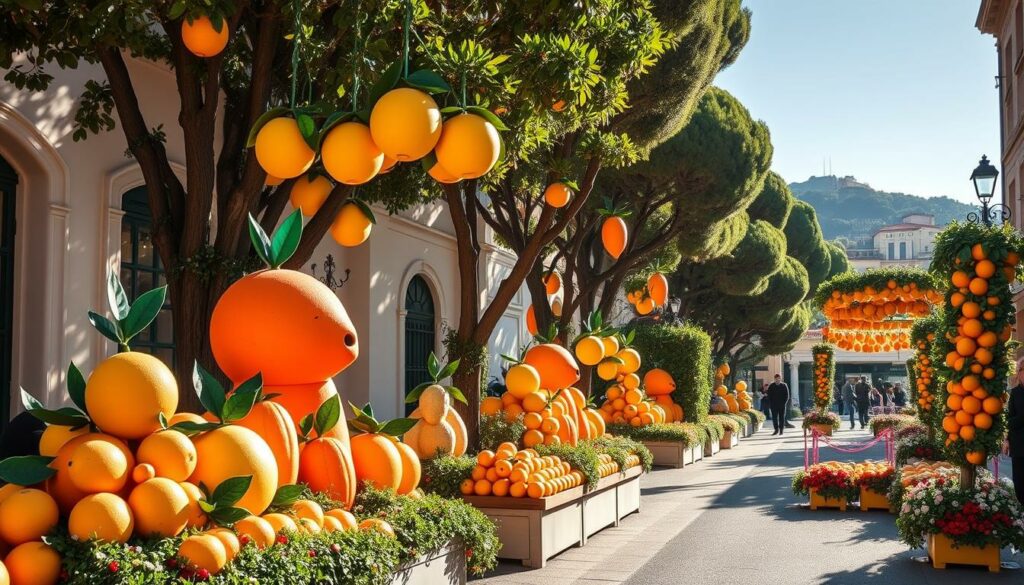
[
  {"left": 845, "top": 213, "right": 942, "bottom": 271},
  {"left": 0, "top": 54, "right": 528, "bottom": 426}
]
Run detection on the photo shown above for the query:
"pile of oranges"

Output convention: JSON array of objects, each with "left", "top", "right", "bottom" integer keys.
[
  {"left": 459, "top": 444, "right": 584, "bottom": 499},
  {"left": 911, "top": 323, "right": 937, "bottom": 415},
  {"left": 599, "top": 386, "right": 668, "bottom": 427},
  {"left": 625, "top": 272, "right": 669, "bottom": 316},
  {"left": 480, "top": 344, "right": 606, "bottom": 448},
  {"left": 938, "top": 243, "right": 1018, "bottom": 465},
  {"left": 812, "top": 345, "right": 834, "bottom": 410}
]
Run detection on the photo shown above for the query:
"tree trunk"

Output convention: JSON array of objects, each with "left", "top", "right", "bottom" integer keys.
[{"left": 960, "top": 464, "right": 976, "bottom": 488}]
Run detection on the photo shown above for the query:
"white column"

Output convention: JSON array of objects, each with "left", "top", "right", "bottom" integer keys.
[{"left": 788, "top": 361, "right": 800, "bottom": 412}]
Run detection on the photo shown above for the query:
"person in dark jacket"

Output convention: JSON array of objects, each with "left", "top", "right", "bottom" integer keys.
[
  {"left": 766, "top": 374, "right": 790, "bottom": 436},
  {"left": 893, "top": 383, "right": 907, "bottom": 408},
  {"left": 854, "top": 377, "right": 872, "bottom": 429},
  {"left": 1008, "top": 360, "right": 1024, "bottom": 505},
  {"left": 841, "top": 379, "right": 856, "bottom": 430}
]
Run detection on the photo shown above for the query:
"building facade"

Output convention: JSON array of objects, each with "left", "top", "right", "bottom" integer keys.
[
  {"left": 977, "top": 0, "right": 1024, "bottom": 343},
  {"left": 0, "top": 53, "right": 529, "bottom": 427}
]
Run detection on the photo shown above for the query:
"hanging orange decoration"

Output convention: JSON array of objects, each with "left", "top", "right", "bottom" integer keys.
[
  {"left": 601, "top": 217, "right": 627, "bottom": 259},
  {"left": 181, "top": 16, "right": 230, "bottom": 58}
]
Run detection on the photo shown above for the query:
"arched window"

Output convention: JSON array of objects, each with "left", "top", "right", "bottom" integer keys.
[
  {"left": 404, "top": 275, "right": 435, "bottom": 415},
  {"left": 120, "top": 187, "right": 174, "bottom": 365},
  {"left": 0, "top": 155, "right": 17, "bottom": 430}
]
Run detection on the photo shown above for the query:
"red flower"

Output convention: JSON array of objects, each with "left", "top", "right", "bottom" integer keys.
[{"left": 108, "top": 561, "right": 119, "bottom": 573}]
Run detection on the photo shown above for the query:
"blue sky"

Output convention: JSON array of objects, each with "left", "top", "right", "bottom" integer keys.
[{"left": 715, "top": 0, "right": 1000, "bottom": 203}]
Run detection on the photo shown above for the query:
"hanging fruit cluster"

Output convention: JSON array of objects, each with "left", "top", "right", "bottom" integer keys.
[
  {"left": 930, "top": 222, "right": 1022, "bottom": 467},
  {"left": 481, "top": 344, "right": 605, "bottom": 448},
  {"left": 910, "top": 315, "right": 940, "bottom": 429},
  {"left": 811, "top": 344, "right": 835, "bottom": 411},
  {"left": 821, "top": 328, "right": 911, "bottom": 352},
  {"left": 734, "top": 380, "right": 752, "bottom": 411},
  {"left": 626, "top": 272, "right": 669, "bottom": 316}
]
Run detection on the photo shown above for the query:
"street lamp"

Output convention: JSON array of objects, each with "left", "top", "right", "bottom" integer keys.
[{"left": 968, "top": 155, "right": 1008, "bottom": 226}]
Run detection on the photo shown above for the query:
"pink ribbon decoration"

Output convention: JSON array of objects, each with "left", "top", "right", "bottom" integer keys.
[{"left": 804, "top": 428, "right": 895, "bottom": 469}]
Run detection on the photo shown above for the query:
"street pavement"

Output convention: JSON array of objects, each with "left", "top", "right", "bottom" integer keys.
[{"left": 475, "top": 422, "right": 1024, "bottom": 584}]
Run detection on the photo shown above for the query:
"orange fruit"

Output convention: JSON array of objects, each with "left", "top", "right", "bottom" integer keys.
[
  {"left": 128, "top": 477, "right": 190, "bottom": 538},
  {"left": 434, "top": 113, "right": 501, "bottom": 179},
  {"left": 67, "top": 433, "right": 134, "bottom": 493},
  {"left": 359, "top": 519, "right": 396, "bottom": 537},
  {"left": 369, "top": 88, "right": 442, "bottom": 161},
  {"left": 178, "top": 534, "right": 228, "bottom": 575},
  {"left": 289, "top": 174, "right": 333, "bottom": 216},
  {"left": 189, "top": 425, "right": 279, "bottom": 515},
  {"left": 265, "top": 175, "right": 285, "bottom": 186},
  {"left": 969, "top": 278, "right": 989, "bottom": 296},
  {"left": 132, "top": 463, "right": 156, "bottom": 484},
  {"left": 322, "top": 516, "right": 346, "bottom": 533},
  {"left": 506, "top": 363, "right": 541, "bottom": 400},
  {"left": 974, "top": 412, "right": 993, "bottom": 430},
  {"left": 233, "top": 515, "right": 276, "bottom": 549},
  {"left": 476, "top": 450, "right": 495, "bottom": 467},
  {"left": 179, "top": 481, "right": 208, "bottom": 529},
  {"left": 942, "top": 416, "right": 960, "bottom": 434},
  {"left": 955, "top": 410, "right": 974, "bottom": 426},
  {"left": 648, "top": 273, "right": 669, "bottom": 307},
  {"left": 350, "top": 433, "right": 403, "bottom": 491},
  {"left": 961, "top": 396, "right": 982, "bottom": 414},
  {"left": 616, "top": 348, "right": 641, "bottom": 374},
  {"left": 959, "top": 425, "right": 976, "bottom": 441},
  {"left": 962, "top": 319, "right": 984, "bottom": 338},
  {"left": 523, "top": 344, "right": 580, "bottom": 390},
  {"left": 4, "top": 542, "right": 61, "bottom": 585},
  {"left": 976, "top": 259, "right": 996, "bottom": 278},
  {"left": 543, "top": 183, "right": 572, "bottom": 208},
  {"left": 0, "top": 489, "right": 58, "bottom": 545},
  {"left": 523, "top": 429, "right": 544, "bottom": 447},
  {"left": 210, "top": 270, "right": 358, "bottom": 385},
  {"left": 523, "top": 412, "right": 543, "bottom": 430},
  {"left": 427, "top": 161, "right": 462, "bottom": 184},
  {"left": 233, "top": 399, "right": 300, "bottom": 487},
  {"left": 325, "top": 508, "right": 358, "bottom": 531},
  {"left": 262, "top": 513, "right": 298, "bottom": 534},
  {"left": 37, "top": 424, "right": 88, "bottom": 457},
  {"left": 68, "top": 493, "right": 134, "bottom": 543},
  {"left": 290, "top": 500, "right": 324, "bottom": 528},
  {"left": 482, "top": 396, "right": 504, "bottom": 416},
  {"left": 395, "top": 441, "right": 422, "bottom": 495},
  {"left": 330, "top": 202, "right": 373, "bottom": 247},
  {"left": 297, "top": 436, "right": 356, "bottom": 509},
  {"left": 961, "top": 301, "right": 982, "bottom": 318},
  {"left": 983, "top": 396, "right": 1003, "bottom": 414},
  {"left": 966, "top": 451, "right": 986, "bottom": 465},
  {"left": 601, "top": 216, "right": 628, "bottom": 259},
  {"left": 181, "top": 16, "right": 229, "bottom": 57},
  {"left": 207, "top": 528, "right": 241, "bottom": 561},
  {"left": 321, "top": 122, "right": 383, "bottom": 185},
  {"left": 473, "top": 479, "right": 492, "bottom": 496},
  {"left": 168, "top": 412, "right": 207, "bottom": 426},
  {"left": 267, "top": 380, "right": 349, "bottom": 443},
  {"left": 254, "top": 117, "right": 315, "bottom": 179},
  {"left": 574, "top": 336, "right": 605, "bottom": 366},
  {"left": 951, "top": 271, "right": 971, "bottom": 288},
  {"left": 85, "top": 352, "right": 178, "bottom": 440},
  {"left": 977, "top": 331, "right": 998, "bottom": 347},
  {"left": 137, "top": 429, "right": 197, "bottom": 482},
  {"left": 956, "top": 337, "right": 977, "bottom": 357}
]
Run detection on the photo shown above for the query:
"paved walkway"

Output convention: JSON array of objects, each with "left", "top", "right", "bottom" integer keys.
[{"left": 475, "top": 423, "right": 1024, "bottom": 584}]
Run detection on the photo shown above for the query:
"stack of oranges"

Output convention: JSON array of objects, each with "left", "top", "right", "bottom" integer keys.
[
  {"left": 938, "top": 243, "right": 1019, "bottom": 465},
  {"left": 911, "top": 323, "right": 937, "bottom": 415},
  {"left": 812, "top": 345, "right": 834, "bottom": 410},
  {"left": 599, "top": 385, "right": 669, "bottom": 427},
  {"left": 598, "top": 453, "right": 641, "bottom": 478},
  {"left": 459, "top": 444, "right": 584, "bottom": 499}
]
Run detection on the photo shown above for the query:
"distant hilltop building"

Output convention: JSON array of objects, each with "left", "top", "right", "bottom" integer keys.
[{"left": 844, "top": 213, "right": 942, "bottom": 271}]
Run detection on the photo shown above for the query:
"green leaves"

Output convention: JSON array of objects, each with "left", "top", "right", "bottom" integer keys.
[
  {"left": 270, "top": 484, "right": 306, "bottom": 508},
  {"left": 193, "top": 362, "right": 226, "bottom": 421},
  {"left": 0, "top": 455, "right": 56, "bottom": 485},
  {"left": 247, "top": 209, "right": 304, "bottom": 269},
  {"left": 192, "top": 363, "right": 261, "bottom": 425},
  {"left": 313, "top": 395, "right": 341, "bottom": 438},
  {"left": 66, "top": 362, "right": 87, "bottom": 413},
  {"left": 347, "top": 402, "right": 417, "bottom": 438},
  {"left": 405, "top": 69, "right": 451, "bottom": 94},
  {"left": 368, "top": 61, "right": 403, "bottom": 106},
  {"left": 405, "top": 353, "right": 465, "bottom": 404},
  {"left": 199, "top": 475, "right": 254, "bottom": 525},
  {"left": 465, "top": 106, "right": 509, "bottom": 132},
  {"left": 90, "top": 270, "right": 166, "bottom": 350},
  {"left": 21, "top": 388, "right": 89, "bottom": 428}
]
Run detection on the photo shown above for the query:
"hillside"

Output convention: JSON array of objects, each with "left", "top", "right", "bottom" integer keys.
[{"left": 789, "top": 175, "right": 976, "bottom": 242}]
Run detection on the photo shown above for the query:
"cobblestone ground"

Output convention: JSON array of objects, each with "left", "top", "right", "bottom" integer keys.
[{"left": 474, "top": 424, "right": 1024, "bottom": 584}]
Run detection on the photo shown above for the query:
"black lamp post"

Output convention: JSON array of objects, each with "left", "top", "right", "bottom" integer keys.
[{"left": 968, "top": 155, "right": 1008, "bottom": 226}]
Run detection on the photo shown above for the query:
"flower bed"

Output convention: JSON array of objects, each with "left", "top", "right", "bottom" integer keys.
[
  {"left": 50, "top": 487, "right": 498, "bottom": 584},
  {"left": 792, "top": 462, "right": 859, "bottom": 504},
  {"left": 896, "top": 476, "right": 1024, "bottom": 553},
  {"left": 868, "top": 414, "right": 916, "bottom": 437},
  {"left": 894, "top": 434, "right": 943, "bottom": 467},
  {"left": 887, "top": 461, "right": 961, "bottom": 515}
]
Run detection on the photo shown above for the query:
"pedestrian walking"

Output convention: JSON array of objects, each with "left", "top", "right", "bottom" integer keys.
[
  {"left": 893, "top": 383, "right": 907, "bottom": 408},
  {"left": 1008, "top": 359, "right": 1024, "bottom": 505},
  {"left": 870, "top": 386, "right": 882, "bottom": 409},
  {"left": 767, "top": 374, "right": 790, "bottom": 436},
  {"left": 854, "top": 377, "right": 871, "bottom": 429},
  {"left": 841, "top": 378, "right": 856, "bottom": 430},
  {"left": 834, "top": 382, "right": 844, "bottom": 417}
]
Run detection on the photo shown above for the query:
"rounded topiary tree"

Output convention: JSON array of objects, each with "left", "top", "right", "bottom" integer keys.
[
  {"left": 811, "top": 343, "right": 835, "bottom": 411},
  {"left": 930, "top": 222, "right": 1023, "bottom": 485}
]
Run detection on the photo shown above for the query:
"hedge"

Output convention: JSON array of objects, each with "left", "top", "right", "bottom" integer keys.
[
  {"left": 607, "top": 422, "right": 703, "bottom": 447},
  {"left": 741, "top": 408, "right": 766, "bottom": 425},
  {"left": 624, "top": 322, "right": 712, "bottom": 423}
]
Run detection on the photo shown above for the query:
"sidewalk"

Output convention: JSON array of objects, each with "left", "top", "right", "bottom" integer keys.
[{"left": 475, "top": 424, "right": 1024, "bottom": 584}]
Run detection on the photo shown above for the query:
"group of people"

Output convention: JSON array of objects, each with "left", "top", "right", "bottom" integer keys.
[{"left": 837, "top": 377, "right": 908, "bottom": 429}]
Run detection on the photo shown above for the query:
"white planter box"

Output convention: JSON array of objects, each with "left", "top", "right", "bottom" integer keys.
[
  {"left": 463, "top": 466, "right": 643, "bottom": 568},
  {"left": 704, "top": 438, "right": 721, "bottom": 457},
  {"left": 389, "top": 541, "right": 466, "bottom": 585},
  {"left": 643, "top": 440, "right": 698, "bottom": 468},
  {"left": 691, "top": 444, "right": 703, "bottom": 463}
]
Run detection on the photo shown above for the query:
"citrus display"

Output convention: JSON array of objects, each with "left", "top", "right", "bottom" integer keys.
[
  {"left": 253, "top": 117, "right": 316, "bottom": 179},
  {"left": 67, "top": 433, "right": 134, "bottom": 493},
  {"left": 289, "top": 175, "right": 333, "bottom": 216},
  {"left": 181, "top": 16, "right": 230, "bottom": 57},
  {"left": 189, "top": 425, "right": 279, "bottom": 516},
  {"left": 0, "top": 489, "right": 58, "bottom": 545},
  {"left": 369, "top": 88, "right": 442, "bottom": 162},
  {"left": 68, "top": 493, "right": 134, "bottom": 543},
  {"left": 543, "top": 183, "right": 572, "bottom": 208},
  {"left": 136, "top": 429, "right": 197, "bottom": 483},
  {"left": 330, "top": 202, "right": 373, "bottom": 247},
  {"left": 600, "top": 216, "right": 627, "bottom": 259},
  {"left": 85, "top": 352, "right": 178, "bottom": 440},
  {"left": 433, "top": 113, "right": 500, "bottom": 179},
  {"left": 128, "top": 478, "right": 191, "bottom": 538},
  {"left": 321, "top": 122, "right": 384, "bottom": 185}
]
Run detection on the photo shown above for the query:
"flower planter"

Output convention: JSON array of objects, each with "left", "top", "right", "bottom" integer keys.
[
  {"left": 389, "top": 541, "right": 467, "bottom": 585},
  {"left": 719, "top": 429, "right": 739, "bottom": 450},
  {"left": 704, "top": 438, "right": 721, "bottom": 457},
  {"left": 927, "top": 533, "right": 1001, "bottom": 572},
  {"left": 858, "top": 486, "right": 892, "bottom": 512},
  {"left": 463, "top": 466, "right": 643, "bottom": 568},
  {"left": 808, "top": 488, "right": 847, "bottom": 511},
  {"left": 643, "top": 440, "right": 694, "bottom": 468},
  {"left": 808, "top": 423, "right": 834, "bottom": 437},
  {"left": 753, "top": 421, "right": 763, "bottom": 434},
  {"left": 691, "top": 444, "right": 704, "bottom": 463}
]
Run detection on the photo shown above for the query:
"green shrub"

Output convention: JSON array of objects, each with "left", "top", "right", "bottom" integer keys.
[
  {"left": 708, "top": 414, "right": 740, "bottom": 434},
  {"left": 742, "top": 408, "right": 766, "bottom": 424},
  {"left": 420, "top": 454, "right": 476, "bottom": 498},
  {"left": 478, "top": 413, "right": 524, "bottom": 451},
  {"left": 50, "top": 487, "right": 499, "bottom": 583},
  {"left": 606, "top": 422, "right": 701, "bottom": 448},
  {"left": 624, "top": 322, "right": 712, "bottom": 423},
  {"left": 699, "top": 418, "right": 725, "bottom": 442}
]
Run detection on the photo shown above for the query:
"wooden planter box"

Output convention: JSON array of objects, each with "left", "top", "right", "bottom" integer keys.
[
  {"left": 807, "top": 423, "right": 834, "bottom": 436},
  {"left": 643, "top": 441, "right": 698, "bottom": 468},
  {"left": 463, "top": 466, "right": 643, "bottom": 568},
  {"left": 389, "top": 541, "right": 466, "bottom": 585},
  {"left": 719, "top": 429, "right": 739, "bottom": 449},
  {"left": 704, "top": 437, "right": 721, "bottom": 457},
  {"left": 858, "top": 487, "right": 892, "bottom": 512},
  {"left": 927, "top": 533, "right": 1001, "bottom": 572},
  {"left": 809, "top": 488, "right": 847, "bottom": 511}
]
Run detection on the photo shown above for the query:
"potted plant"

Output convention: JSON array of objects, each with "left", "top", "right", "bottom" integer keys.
[
  {"left": 896, "top": 476, "right": 1024, "bottom": 572},
  {"left": 801, "top": 410, "right": 841, "bottom": 437},
  {"left": 853, "top": 461, "right": 895, "bottom": 512},
  {"left": 792, "top": 462, "right": 858, "bottom": 511}
]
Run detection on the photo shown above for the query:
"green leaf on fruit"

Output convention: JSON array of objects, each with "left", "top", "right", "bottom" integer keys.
[
  {"left": 314, "top": 395, "right": 342, "bottom": 437},
  {"left": 107, "top": 270, "right": 130, "bottom": 320},
  {"left": 210, "top": 475, "right": 253, "bottom": 508},
  {"left": 270, "top": 484, "right": 305, "bottom": 507},
  {"left": 88, "top": 311, "right": 123, "bottom": 344},
  {"left": 465, "top": 106, "right": 510, "bottom": 131},
  {"left": 246, "top": 213, "right": 274, "bottom": 268},
  {"left": 0, "top": 455, "right": 56, "bottom": 485},
  {"left": 193, "top": 362, "right": 226, "bottom": 420},
  {"left": 66, "top": 362, "right": 87, "bottom": 412},
  {"left": 379, "top": 418, "right": 418, "bottom": 438},
  {"left": 121, "top": 286, "right": 167, "bottom": 340}
]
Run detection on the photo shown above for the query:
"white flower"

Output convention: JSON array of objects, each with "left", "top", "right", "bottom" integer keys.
[{"left": 921, "top": 505, "right": 929, "bottom": 513}]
